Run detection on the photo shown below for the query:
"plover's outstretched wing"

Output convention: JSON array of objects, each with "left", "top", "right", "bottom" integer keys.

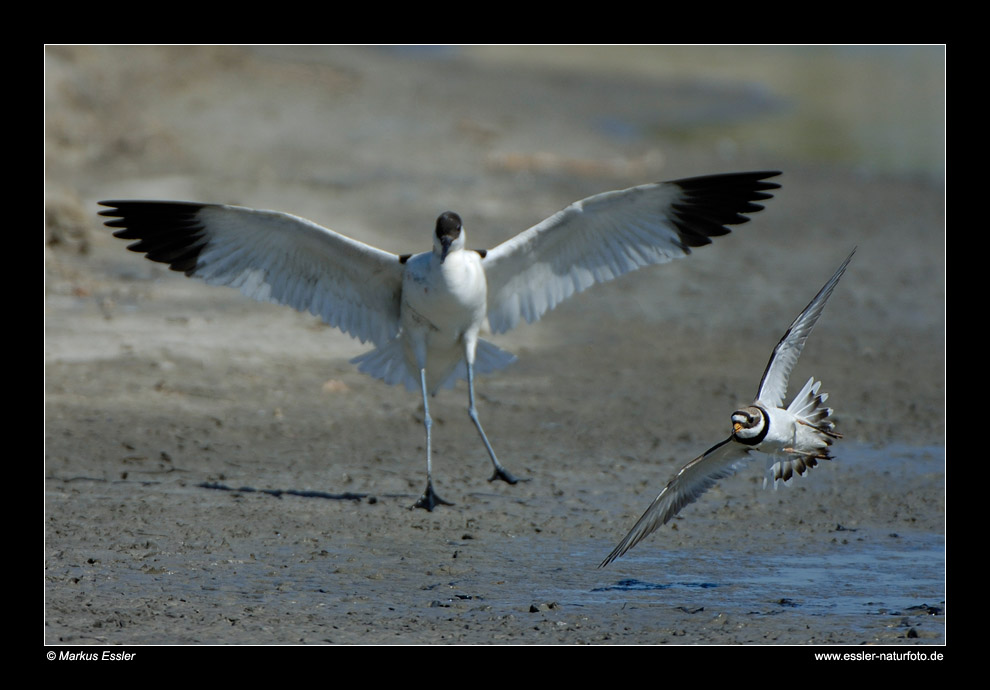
[
  {"left": 483, "top": 171, "right": 781, "bottom": 334},
  {"left": 98, "top": 201, "right": 405, "bottom": 348},
  {"left": 600, "top": 438, "right": 753, "bottom": 567},
  {"left": 755, "top": 248, "right": 856, "bottom": 408}
]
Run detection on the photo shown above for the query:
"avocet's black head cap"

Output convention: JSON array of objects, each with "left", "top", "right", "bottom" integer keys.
[
  {"left": 436, "top": 212, "right": 462, "bottom": 238},
  {"left": 435, "top": 211, "right": 462, "bottom": 261}
]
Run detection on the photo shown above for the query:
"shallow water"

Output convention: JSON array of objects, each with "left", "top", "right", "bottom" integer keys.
[
  {"left": 585, "top": 444, "right": 944, "bottom": 615},
  {"left": 589, "top": 534, "right": 944, "bottom": 617}
]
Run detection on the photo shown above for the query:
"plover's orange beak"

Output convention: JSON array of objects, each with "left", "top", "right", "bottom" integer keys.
[{"left": 733, "top": 422, "right": 743, "bottom": 432}]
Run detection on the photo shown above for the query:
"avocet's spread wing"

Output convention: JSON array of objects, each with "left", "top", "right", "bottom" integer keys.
[
  {"left": 755, "top": 249, "right": 855, "bottom": 408},
  {"left": 600, "top": 438, "right": 753, "bottom": 567},
  {"left": 482, "top": 171, "right": 781, "bottom": 334},
  {"left": 98, "top": 201, "right": 405, "bottom": 347}
]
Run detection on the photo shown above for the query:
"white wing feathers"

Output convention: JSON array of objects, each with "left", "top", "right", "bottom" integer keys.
[
  {"left": 599, "top": 439, "right": 753, "bottom": 567},
  {"left": 98, "top": 201, "right": 405, "bottom": 347},
  {"left": 99, "top": 172, "right": 780, "bottom": 346},
  {"left": 755, "top": 248, "right": 856, "bottom": 407},
  {"left": 483, "top": 171, "right": 781, "bottom": 334}
]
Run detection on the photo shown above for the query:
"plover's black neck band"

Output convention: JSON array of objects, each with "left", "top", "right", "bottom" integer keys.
[{"left": 735, "top": 405, "right": 770, "bottom": 446}]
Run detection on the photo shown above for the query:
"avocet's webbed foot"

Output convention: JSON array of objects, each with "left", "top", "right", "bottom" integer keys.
[
  {"left": 489, "top": 466, "right": 528, "bottom": 485},
  {"left": 413, "top": 482, "right": 454, "bottom": 511}
]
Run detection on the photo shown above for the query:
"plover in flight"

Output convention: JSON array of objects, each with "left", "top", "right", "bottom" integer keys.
[
  {"left": 600, "top": 249, "right": 854, "bottom": 566},
  {"left": 98, "top": 170, "right": 780, "bottom": 510}
]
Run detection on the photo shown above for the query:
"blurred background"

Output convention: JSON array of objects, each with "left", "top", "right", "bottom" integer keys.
[
  {"left": 45, "top": 45, "right": 944, "bottom": 232},
  {"left": 45, "top": 44, "right": 945, "bottom": 386}
]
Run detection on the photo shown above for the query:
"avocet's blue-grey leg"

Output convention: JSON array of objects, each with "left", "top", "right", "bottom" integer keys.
[
  {"left": 414, "top": 368, "right": 453, "bottom": 511},
  {"left": 466, "top": 360, "right": 524, "bottom": 485}
]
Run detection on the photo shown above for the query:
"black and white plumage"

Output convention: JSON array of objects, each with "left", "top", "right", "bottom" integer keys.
[
  {"left": 600, "top": 249, "right": 854, "bottom": 567},
  {"left": 98, "top": 170, "right": 781, "bottom": 510}
]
